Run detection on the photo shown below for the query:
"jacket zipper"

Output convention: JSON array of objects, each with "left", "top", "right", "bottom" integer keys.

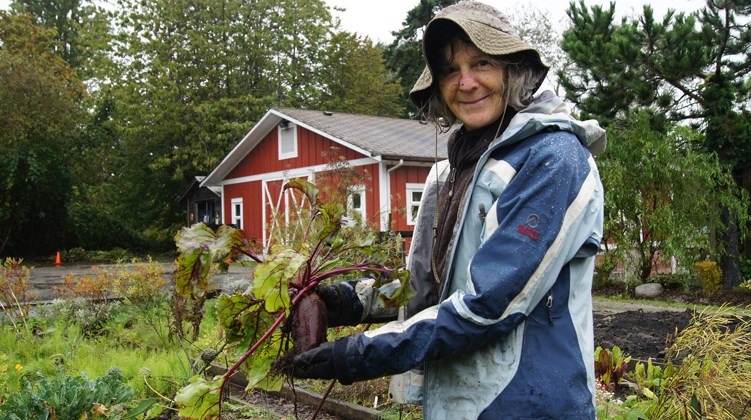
[
  {"left": 447, "top": 167, "right": 457, "bottom": 198},
  {"left": 546, "top": 294, "right": 554, "bottom": 325}
]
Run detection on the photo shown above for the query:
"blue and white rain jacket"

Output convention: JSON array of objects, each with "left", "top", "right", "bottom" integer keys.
[{"left": 333, "top": 91, "right": 606, "bottom": 419}]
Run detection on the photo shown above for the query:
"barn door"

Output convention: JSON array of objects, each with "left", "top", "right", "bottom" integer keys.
[{"left": 261, "top": 175, "right": 312, "bottom": 254}]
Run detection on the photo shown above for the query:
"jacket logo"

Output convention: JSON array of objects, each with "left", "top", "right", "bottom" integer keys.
[{"left": 518, "top": 214, "right": 541, "bottom": 240}]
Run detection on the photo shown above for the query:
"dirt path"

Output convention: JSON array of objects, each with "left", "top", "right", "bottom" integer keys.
[{"left": 22, "top": 262, "right": 253, "bottom": 301}]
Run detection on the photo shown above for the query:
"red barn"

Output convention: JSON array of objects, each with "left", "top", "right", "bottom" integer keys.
[{"left": 201, "top": 108, "right": 451, "bottom": 253}]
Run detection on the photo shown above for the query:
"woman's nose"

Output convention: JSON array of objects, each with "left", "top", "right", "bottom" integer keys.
[{"left": 458, "top": 69, "right": 478, "bottom": 90}]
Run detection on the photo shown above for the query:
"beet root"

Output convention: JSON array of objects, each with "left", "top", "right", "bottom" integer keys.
[{"left": 290, "top": 291, "right": 328, "bottom": 354}]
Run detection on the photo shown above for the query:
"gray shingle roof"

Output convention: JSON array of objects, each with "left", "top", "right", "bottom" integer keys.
[{"left": 275, "top": 108, "right": 451, "bottom": 161}]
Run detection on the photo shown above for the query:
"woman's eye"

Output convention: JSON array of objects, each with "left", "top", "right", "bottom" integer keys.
[
  {"left": 475, "top": 60, "right": 492, "bottom": 70},
  {"left": 441, "top": 66, "right": 459, "bottom": 76}
]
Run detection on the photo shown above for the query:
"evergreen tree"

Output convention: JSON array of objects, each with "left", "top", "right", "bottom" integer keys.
[
  {"left": 561, "top": 0, "right": 751, "bottom": 287},
  {"left": 383, "top": 0, "right": 458, "bottom": 118}
]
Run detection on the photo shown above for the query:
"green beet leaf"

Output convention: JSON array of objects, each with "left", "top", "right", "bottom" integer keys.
[
  {"left": 174, "top": 223, "right": 245, "bottom": 297},
  {"left": 174, "top": 375, "right": 222, "bottom": 419},
  {"left": 252, "top": 245, "right": 307, "bottom": 312},
  {"left": 245, "top": 353, "right": 285, "bottom": 392},
  {"left": 174, "top": 224, "right": 216, "bottom": 296},
  {"left": 216, "top": 293, "right": 262, "bottom": 343}
]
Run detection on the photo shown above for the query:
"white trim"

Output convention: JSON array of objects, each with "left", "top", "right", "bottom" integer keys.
[
  {"left": 278, "top": 123, "right": 298, "bottom": 160},
  {"left": 219, "top": 157, "right": 379, "bottom": 186},
  {"left": 261, "top": 174, "right": 313, "bottom": 254},
  {"left": 219, "top": 185, "right": 225, "bottom": 225},
  {"left": 379, "top": 162, "right": 390, "bottom": 231},
  {"left": 406, "top": 183, "right": 425, "bottom": 226},
  {"left": 347, "top": 185, "right": 367, "bottom": 224},
  {"left": 231, "top": 198, "right": 243, "bottom": 230}
]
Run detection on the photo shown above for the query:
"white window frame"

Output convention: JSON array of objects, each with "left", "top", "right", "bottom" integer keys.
[
  {"left": 347, "top": 185, "right": 366, "bottom": 225},
  {"left": 231, "top": 198, "right": 243, "bottom": 230},
  {"left": 406, "top": 183, "right": 424, "bottom": 226},
  {"left": 278, "top": 123, "right": 298, "bottom": 160}
]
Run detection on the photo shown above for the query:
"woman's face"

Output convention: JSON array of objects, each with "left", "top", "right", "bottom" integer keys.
[{"left": 438, "top": 41, "right": 506, "bottom": 131}]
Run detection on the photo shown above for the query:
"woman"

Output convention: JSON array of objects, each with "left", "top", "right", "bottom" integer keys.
[{"left": 293, "top": 2, "right": 606, "bottom": 418}]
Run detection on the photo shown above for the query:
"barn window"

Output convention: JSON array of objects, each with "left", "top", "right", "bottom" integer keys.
[
  {"left": 347, "top": 185, "right": 366, "bottom": 225},
  {"left": 231, "top": 198, "right": 243, "bottom": 230},
  {"left": 406, "top": 183, "right": 424, "bottom": 226},
  {"left": 278, "top": 121, "right": 298, "bottom": 160}
]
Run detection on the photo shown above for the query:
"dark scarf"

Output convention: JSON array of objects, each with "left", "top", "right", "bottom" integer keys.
[{"left": 430, "top": 108, "right": 517, "bottom": 304}]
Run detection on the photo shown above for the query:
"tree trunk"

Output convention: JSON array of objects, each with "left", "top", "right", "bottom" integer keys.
[{"left": 719, "top": 205, "right": 742, "bottom": 289}]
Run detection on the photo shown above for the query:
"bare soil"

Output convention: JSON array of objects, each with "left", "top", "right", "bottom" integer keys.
[
  {"left": 593, "top": 309, "right": 694, "bottom": 362},
  {"left": 591, "top": 285, "right": 751, "bottom": 362}
]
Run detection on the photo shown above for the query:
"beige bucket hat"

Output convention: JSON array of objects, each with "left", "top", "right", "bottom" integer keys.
[{"left": 409, "top": 1, "right": 549, "bottom": 110}]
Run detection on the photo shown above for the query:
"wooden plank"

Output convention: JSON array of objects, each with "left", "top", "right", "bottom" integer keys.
[{"left": 207, "top": 365, "right": 380, "bottom": 420}]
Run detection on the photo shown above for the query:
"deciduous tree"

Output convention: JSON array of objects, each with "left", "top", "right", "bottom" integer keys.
[
  {"left": 319, "top": 31, "right": 404, "bottom": 117},
  {"left": 600, "top": 115, "right": 748, "bottom": 281},
  {"left": 108, "top": 0, "right": 340, "bottom": 243},
  {"left": 0, "top": 12, "right": 85, "bottom": 256}
]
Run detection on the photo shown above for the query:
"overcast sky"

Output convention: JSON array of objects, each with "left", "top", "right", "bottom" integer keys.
[
  {"left": 0, "top": 0, "right": 706, "bottom": 44},
  {"left": 328, "top": 0, "right": 707, "bottom": 44}
]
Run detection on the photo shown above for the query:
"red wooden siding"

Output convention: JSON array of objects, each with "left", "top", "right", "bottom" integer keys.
[
  {"left": 221, "top": 125, "right": 386, "bottom": 247},
  {"left": 389, "top": 166, "right": 432, "bottom": 232},
  {"left": 223, "top": 181, "right": 262, "bottom": 244},
  {"left": 227, "top": 126, "right": 368, "bottom": 180}
]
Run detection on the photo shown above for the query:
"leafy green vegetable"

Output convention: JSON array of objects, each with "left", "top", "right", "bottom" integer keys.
[
  {"left": 174, "top": 375, "right": 222, "bottom": 420},
  {"left": 173, "top": 179, "right": 412, "bottom": 417}
]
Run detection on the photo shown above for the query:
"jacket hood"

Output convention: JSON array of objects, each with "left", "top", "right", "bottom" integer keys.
[{"left": 496, "top": 90, "right": 607, "bottom": 156}]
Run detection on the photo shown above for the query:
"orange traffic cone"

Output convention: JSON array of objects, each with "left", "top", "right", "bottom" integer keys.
[{"left": 55, "top": 251, "right": 61, "bottom": 266}]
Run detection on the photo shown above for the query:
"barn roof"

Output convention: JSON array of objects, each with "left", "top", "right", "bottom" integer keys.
[
  {"left": 202, "top": 108, "right": 452, "bottom": 187},
  {"left": 276, "top": 108, "right": 452, "bottom": 161}
]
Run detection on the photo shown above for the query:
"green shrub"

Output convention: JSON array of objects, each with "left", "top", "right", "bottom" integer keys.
[
  {"left": 594, "top": 253, "right": 620, "bottom": 287},
  {"left": 63, "top": 247, "right": 89, "bottom": 263},
  {"left": 693, "top": 261, "right": 722, "bottom": 298},
  {"left": 740, "top": 257, "right": 751, "bottom": 292},
  {"left": 651, "top": 272, "right": 697, "bottom": 291},
  {"left": 0, "top": 368, "right": 137, "bottom": 419},
  {"left": 89, "top": 248, "right": 134, "bottom": 263}
]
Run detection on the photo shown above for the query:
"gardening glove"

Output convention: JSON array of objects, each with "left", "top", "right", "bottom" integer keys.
[
  {"left": 292, "top": 341, "right": 336, "bottom": 380},
  {"left": 317, "top": 282, "right": 363, "bottom": 327},
  {"left": 292, "top": 338, "right": 355, "bottom": 385}
]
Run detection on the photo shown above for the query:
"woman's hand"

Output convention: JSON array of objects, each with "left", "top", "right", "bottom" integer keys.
[{"left": 291, "top": 341, "right": 336, "bottom": 379}]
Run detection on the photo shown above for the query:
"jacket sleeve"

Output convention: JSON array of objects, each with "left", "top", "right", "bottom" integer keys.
[{"left": 328, "top": 133, "right": 604, "bottom": 384}]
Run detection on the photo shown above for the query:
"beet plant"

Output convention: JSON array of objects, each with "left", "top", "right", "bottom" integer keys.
[{"left": 172, "top": 179, "right": 411, "bottom": 418}]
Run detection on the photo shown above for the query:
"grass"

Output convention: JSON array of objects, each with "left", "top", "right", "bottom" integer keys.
[
  {"left": 593, "top": 295, "right": 751, "bottom": 316},
  {"left": 0, "top": 295, "right": 227, "bottom": 416}
]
